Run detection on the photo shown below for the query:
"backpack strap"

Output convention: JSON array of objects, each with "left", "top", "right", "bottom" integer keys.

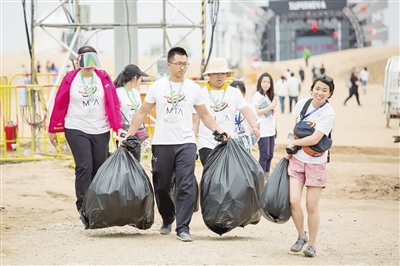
[{"left": 299, "top": 98, "right": 313, "bottom": 121}]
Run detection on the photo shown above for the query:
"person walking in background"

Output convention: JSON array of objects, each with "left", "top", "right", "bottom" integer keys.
[
  {"left": 359, "top": 67, "right": 369, "bottom": 95},
  {"left": 113, "top": 64, "right": 148, "bottom": 161},
  {"left": 311, "top": 65, "right": 317, "bottom": 79},
  {"left": 303, "top": 48, "right": 311, "bottom": 67},
  {"left": 287, "top": 73, "right": 301, "bottom": 113},
  {"left": 286, "top": 74, "right": 335, "bottom": 258},
  {"left": 46, "top": 60, "right": 52, "bottom": 73},
  {"left": 124, "top": 47, "right": 227, "bottom": 242},
  {"left": 37, "top": 61, "right": 41, "bottom": 73},
  {"left": 48, "top": 45, "right": 123, "bottom": 213},
  {"left": 344, "top": 68, "right": 362, "bottom": 106},
  {"left": 319, "top": 64, "right": 326, "bottom": 75},
  {"left": 252, "top": 73, "right": 277, "bottom": 179},
  {"left": 275, "top": 76, "right": 288, "bottom": 114},
  {"left": 285, "top": 69, "right": 291, "bottom": 80},
  {"left": 194, "top": 58, "right": 259, "bottom": 165},
  {"left": 299, "top": 67, "right": 305, "bottom": 83}
]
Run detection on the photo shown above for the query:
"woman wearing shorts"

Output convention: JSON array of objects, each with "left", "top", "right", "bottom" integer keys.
[{"left": 285, "top": 74, "right": 335, "bottom": 257}]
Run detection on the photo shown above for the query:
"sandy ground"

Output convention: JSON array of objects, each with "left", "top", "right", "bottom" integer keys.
[{"left": 1, "top": 47, "right": 400, "bottom": 265}]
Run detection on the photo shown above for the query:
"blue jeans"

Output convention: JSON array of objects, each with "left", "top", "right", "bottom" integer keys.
[
  {"left": 279, "top": 96, "right": 285, "bottom": 113},
  {"left": 289, "top": 96, "right": 298, "bottom": 113}
]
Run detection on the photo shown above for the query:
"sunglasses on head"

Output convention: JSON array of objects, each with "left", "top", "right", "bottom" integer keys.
[{"left": 315, "top": 74, "right": 333, "bottom": 83}]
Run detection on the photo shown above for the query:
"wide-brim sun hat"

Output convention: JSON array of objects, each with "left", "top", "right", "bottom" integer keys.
[{"left": 203, "top": 58, "right": 234, "bottom": 77}]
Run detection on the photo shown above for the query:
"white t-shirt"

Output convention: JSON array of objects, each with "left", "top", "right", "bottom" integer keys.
[
  {"left": 116, "top": 86, "right": 142, "bottom": 124},
  {"left": 144, "top": 77, "right": 204, "bottom": 145},
  {"left": 292, "top": 97, "right": 335, "bottom": 164},
  {"left": 275, "top": 79, "right": 288, "bottom": 97},
  {"left": 287, "top": 76, "right": 301, "bottom": 97},
  {"left": 252, "top": 91, "right": 276, "bottom": 137},
  {"left": 65, "top": 73, "right": 110, "bottom": 134},
  {"left": 197, "top": 86, "right": 248, "bottom": 150},
  {"left": 360, "top": 69, "right": 369, "bottom": 82}
]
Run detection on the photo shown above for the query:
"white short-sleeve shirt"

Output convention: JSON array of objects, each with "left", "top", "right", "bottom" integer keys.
[
  {"left": 65, "top": 72, "right": 109, "bottom": 134},
  {"left": 144, "top": 77, "right": 204, "bottom": 145},
  {"left": 292, "top": 97, "right": 335, "bottom": 164},
  {"left": 252, "top": 91, "right": 276, "bottom": 138},
  {"left": 116, "top": 87, "right": 142, "bottom": 124},
  {"left": 197, "top": 86, "right": 248, "bottom": 150}
]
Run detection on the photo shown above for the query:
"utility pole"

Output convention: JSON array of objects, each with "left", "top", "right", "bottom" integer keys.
[
  {"left": 163, "top": 0, "right": 167, "bottom": 54},
  {"left": 114, "top": 0, "right": 138, "bottom": 73},
  {"left": 30, "top": 0, "right": 36, "bottom": 85},
  {"left": 75, "top": 0, "right": 80, "bottom": 49},
  {"left": 30, "top": 0, "right": 37, "bottom": 153}
]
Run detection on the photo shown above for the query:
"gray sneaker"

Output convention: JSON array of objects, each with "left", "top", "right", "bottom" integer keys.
[
  {"left": 176, "top": 231, "right": 193, "bottom": 242},
  {"left": 303, "top": 245, "right": 316, "bottom": 257},
  {"left": 159, "top": 224, "right": 172, "bottom": 235},
  {"left": 290, "top": 233, "right": 309, "bottom": 252}
]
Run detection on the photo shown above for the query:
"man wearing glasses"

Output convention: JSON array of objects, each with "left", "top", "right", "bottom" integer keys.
[{"left": 125, "top": 47, "right": 225, "bottom": 242}]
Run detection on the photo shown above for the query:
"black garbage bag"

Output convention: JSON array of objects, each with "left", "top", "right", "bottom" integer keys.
[
  {"left": 259, "top": 158, "right": 291, "bottom": 224},
  {"left": 80, "top": 136, "right": 155, "bottom": 230},
  {"left": 200, "top": 138, "right": 264, "bottom": 235}
]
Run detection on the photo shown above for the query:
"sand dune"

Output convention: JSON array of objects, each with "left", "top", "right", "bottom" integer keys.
[{"left": 2, "top": 46, "right": 398, "bottom": 83}]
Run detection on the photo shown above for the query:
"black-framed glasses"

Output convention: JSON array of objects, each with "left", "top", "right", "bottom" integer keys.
[
  {"left": 169, "top": 62, "right": 190, "bottom": 67},
  {"left": 316, "top": 74, "right": 333, "bottom": 83}
]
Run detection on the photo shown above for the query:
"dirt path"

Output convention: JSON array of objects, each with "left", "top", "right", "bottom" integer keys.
[{"left": 1, "top": 147, "right": 399, "bottom": 265}]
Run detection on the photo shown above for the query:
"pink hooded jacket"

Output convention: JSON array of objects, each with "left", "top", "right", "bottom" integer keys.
[{"left": 48, "top": 68, "right": 123, "bottom": 133}]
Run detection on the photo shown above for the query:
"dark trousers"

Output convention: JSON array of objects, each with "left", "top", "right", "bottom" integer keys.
[
  {"left": 344, "top": 88, "right": 361, "bottom": 105},
  {"left": 151, "top": 143, "right": 196, "bottom": 234},
  {"left": 199, "top": 147, "right": 212, "bottom": 167},
  {"left": 279, "top": 96, "right": 285, "bottom": 113},
  {"left": 258, "top": 136, "right": 275, "bottom": 173},
  {"left": 289, "top": 96, "right": 298, "bottom": 113},
  {"left": 65, "top": 129, "right": 110, "bottom": 211}
]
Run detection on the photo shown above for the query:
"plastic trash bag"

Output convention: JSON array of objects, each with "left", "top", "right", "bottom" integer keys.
[
  {"left": 80, "top": 136, "right": 155, "bottom": 230},
  {"left": 200, "top": 138, "right": 264, "bottom": 235},
  {"left": 233, "top": 134, "right": 252, "bottom": 154},
  {"left": 259, "top": 158, "right": 291, "bottom": 224}
]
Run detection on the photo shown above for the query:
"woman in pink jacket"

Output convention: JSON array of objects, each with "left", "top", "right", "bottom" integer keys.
[{"left": 48, "top": 46, "right": 123, "bottom": 212}]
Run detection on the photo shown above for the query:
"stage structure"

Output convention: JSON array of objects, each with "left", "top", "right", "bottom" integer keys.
[
  {"left": 257, "top": 0, "right": 389, "bottom": 61},
  {"left": 22, "top": 0, "right": 208, "bottom": 154}
]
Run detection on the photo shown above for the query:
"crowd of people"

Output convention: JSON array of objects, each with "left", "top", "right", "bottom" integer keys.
[{"left": 48, "top": 45, "right": 336, "bottom": 258}]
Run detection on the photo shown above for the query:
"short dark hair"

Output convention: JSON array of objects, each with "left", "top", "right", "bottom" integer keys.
[
  {"left": 311, "top": 74, "right": 335, "bottom": 98},
  {"left": 256, "top": 72, "right": 274, "bottom": 101},
  {"left": 78, "top": 45, "right": 97, "bottom": 54},
  {"left": 230, "top": 80, "right": 246, "bottom": 95},
  {"left": 167, "top": 47, "right": 188, "bottom": 62}
]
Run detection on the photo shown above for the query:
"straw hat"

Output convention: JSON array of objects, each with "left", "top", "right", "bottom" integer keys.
[{"left": 203, "top": 58, "right": 234, "bottom": 77}]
